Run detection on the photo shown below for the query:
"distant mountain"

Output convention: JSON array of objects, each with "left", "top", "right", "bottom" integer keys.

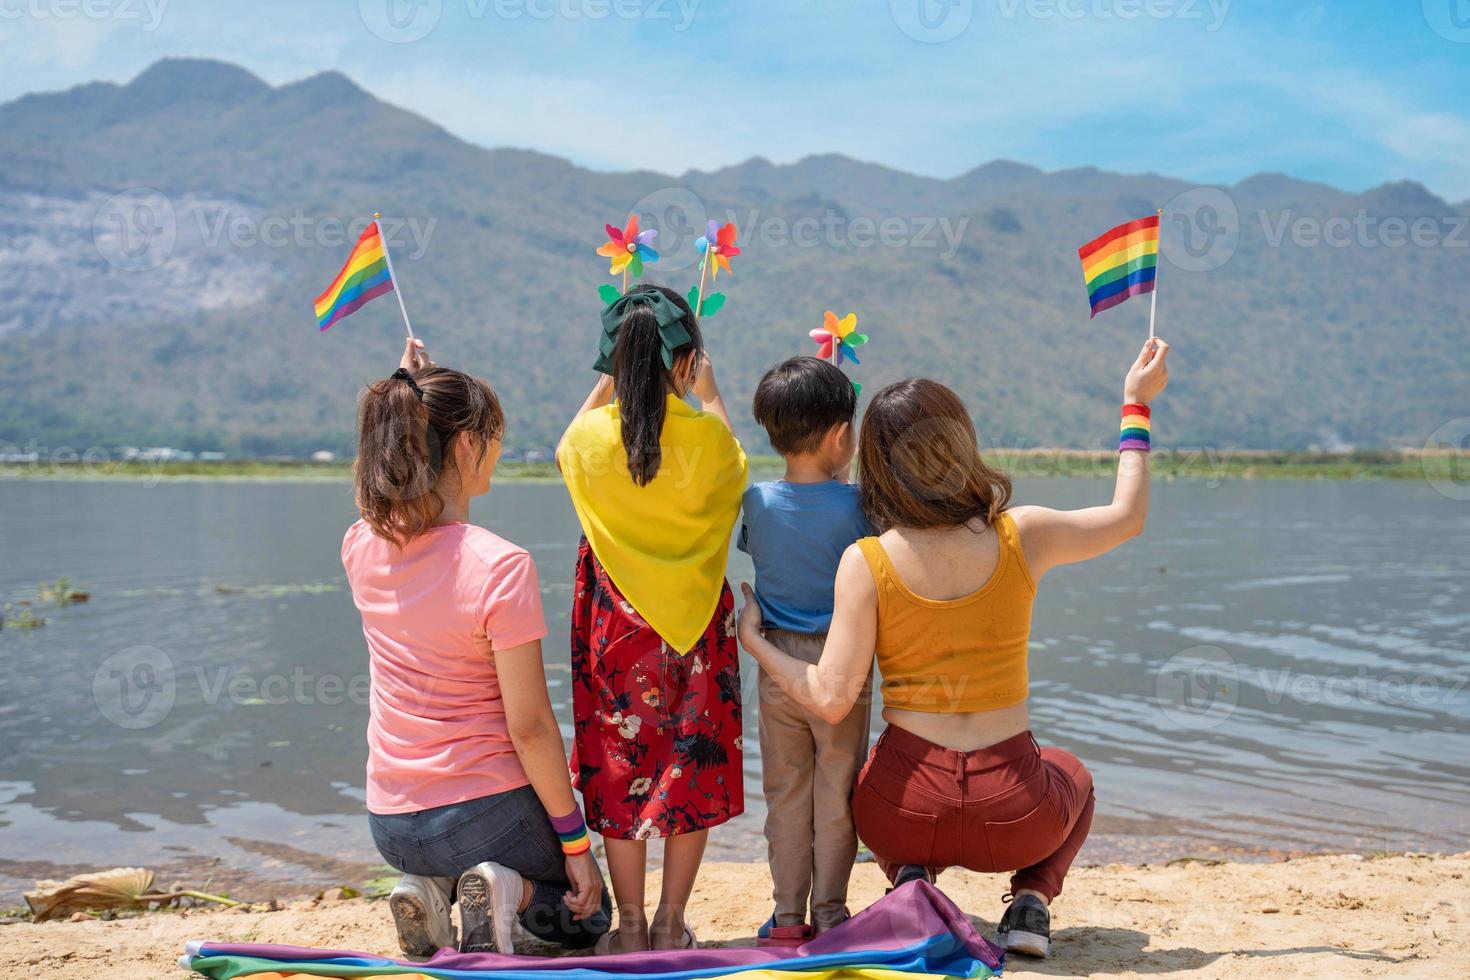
[{"left": 2, "top": 58, "right": 1467, "bottom": 455}]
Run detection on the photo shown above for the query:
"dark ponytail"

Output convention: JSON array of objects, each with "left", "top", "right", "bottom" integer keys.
[
  {"left": 355, "top": 366, "right": 504, "bottom": 545},
  {"left": 612, "top": 284, "right": 701, "bottom": 486}
]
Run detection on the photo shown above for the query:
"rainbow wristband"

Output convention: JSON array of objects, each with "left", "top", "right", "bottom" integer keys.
[
  {"left": 1120, "top": 403, "right": 1151, "bottom": 453},
  {"left": 550, "top": 807, "right": 591, "bottom": 856}
]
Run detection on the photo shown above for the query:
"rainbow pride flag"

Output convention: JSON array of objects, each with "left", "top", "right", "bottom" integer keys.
[
  {"left": 1078, "top": 214, "right": 1159, "bottom": 318},
  {"left": 181, "top": 881, "right": 1003, "bottom": 980},
  {"left": 315, "top": 221, "right": 395, "bottom": 331}
]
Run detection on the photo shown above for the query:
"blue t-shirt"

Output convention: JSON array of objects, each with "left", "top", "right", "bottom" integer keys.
[{"left": 737, "top": 480, "right": 873, "bottom": 635}]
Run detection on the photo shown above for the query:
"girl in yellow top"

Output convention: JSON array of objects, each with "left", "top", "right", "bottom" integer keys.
[
  {"left": 557, "top": 284, "right": 747, "bottom": 953},
  {"left": 738, "top": 339, "right": 1171, "bottom": 961}
]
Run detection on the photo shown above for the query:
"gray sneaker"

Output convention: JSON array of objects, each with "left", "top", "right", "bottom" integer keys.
[
  {"left": 388, "top": 874, "right": 456, "bottom": 958},
  {"left": 996, "top": 893, "right": 1051, "bottom": 958},
  {"left": 457, "top": 862, "right": 523, "bottom": 954}
]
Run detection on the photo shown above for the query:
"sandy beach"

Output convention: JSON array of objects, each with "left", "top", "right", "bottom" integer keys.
[{"left": 5, "top": 852, "right": 1465, "bottom": 979}]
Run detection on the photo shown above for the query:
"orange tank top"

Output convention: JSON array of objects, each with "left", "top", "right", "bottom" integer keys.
[{"left": 856, "top": 511, "right": 1036, "bottom": 713}]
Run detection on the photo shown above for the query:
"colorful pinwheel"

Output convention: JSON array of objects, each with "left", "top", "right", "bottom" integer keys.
[
  {"left": 810, "top": 310, "right": 868, "bottom": 366},
  {"left": 597, "top": 216, "right": 658, "bottom": 278},
  {"left": 695, "top": 221, "right": 740, "bottom": 279}
]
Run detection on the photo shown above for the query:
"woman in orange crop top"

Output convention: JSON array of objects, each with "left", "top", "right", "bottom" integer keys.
[{"left": 738, "top": 339, "right": 1171, "bottom": 960}]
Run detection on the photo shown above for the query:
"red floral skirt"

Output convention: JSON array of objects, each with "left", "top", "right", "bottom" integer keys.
[{"left": 569, "top": 538, "right": 744, "bottom": 840}]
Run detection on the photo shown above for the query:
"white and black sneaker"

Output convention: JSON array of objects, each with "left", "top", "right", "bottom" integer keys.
[
  {"left": 890, "top": 865, "right": 935, "bottom": 891},
  {"left": 996, "top": 894, "right": 1051, "bottom": 958},
  {"left": 388, "top": 874, "right": 456, "bottom": 958},
  {"left": 457, "top": 862, "right": 523, "bottom": 954}
]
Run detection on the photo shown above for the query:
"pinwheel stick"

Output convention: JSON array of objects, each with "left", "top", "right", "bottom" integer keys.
[{"left": 694, "top": 247, "right": 711, "bottom": 317}]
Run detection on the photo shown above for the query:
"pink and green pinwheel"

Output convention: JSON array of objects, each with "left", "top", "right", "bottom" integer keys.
[
  {"left": 597, "top": 215, "right": 658, "bottom": 278},
  {"left": 810, "top": 310, "right": 868, "bottom": 366},
  {"left": 695, "top": 221, "right": 740, "bottom": 278}
]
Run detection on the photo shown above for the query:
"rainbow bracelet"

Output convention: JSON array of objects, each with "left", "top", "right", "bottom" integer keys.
[
  {"left": 1120, "top": 403, "right": 1151, "bottom": 453},
  {"left": 550, "top": 807, "right": 592, "bottom": 856}
]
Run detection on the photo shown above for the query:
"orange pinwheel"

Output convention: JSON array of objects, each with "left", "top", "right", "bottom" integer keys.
[{"left": 695, "top": 221, "right": 740, "bottom": 279}]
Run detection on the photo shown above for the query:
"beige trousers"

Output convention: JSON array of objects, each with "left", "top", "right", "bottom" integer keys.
[{"left": 758, "top": 629, "right": 873, "bottom": 930}]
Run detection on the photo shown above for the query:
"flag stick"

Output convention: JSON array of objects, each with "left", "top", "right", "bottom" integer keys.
[
  {"left": 374, "top": 212, "right": 416, "bottom": 342},
  {"left": 1146, "top": 207, "right": 1162, "bottom": 343}
]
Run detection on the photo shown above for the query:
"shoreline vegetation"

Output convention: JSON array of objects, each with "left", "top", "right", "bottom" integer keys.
[{"left": 1, "top": 449, "right": 1465, "bottom": 483}]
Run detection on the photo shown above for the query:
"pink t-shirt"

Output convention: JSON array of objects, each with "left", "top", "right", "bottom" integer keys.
[{"left": 341, "top": 519, "right": 548, "bottom": 814}]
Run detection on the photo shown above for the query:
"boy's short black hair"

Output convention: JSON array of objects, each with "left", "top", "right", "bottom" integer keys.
[{"left": 752, "top": 356, "right": 858, "bottom": 456}]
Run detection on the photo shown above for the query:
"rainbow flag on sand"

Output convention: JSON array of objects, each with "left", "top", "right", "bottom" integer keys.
[
  {"left": 315, "top": 221, "right": 395, "bottom": 331},
  {"left": 181, "top": 881, "right": 1003, "bottom": 980},
  {"left": 1078, "top": 213, "right": 1159, "bottom": 317}
]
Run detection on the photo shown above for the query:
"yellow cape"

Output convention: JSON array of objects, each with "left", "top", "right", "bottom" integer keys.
[{"left": 558, "top": 394, "right": 747, "bottom": 654}]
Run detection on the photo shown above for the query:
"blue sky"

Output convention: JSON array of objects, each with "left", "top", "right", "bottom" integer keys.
[{"left": 3, "top": 0, "right": 1469, "bottom": 200}]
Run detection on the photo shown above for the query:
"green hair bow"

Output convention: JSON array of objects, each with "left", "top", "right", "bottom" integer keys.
[{"left": 594, "top": 286, "right": 693, "bottom": 376}]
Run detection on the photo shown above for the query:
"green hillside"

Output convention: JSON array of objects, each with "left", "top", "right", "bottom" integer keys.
[{"left": 2, "top": 59, "right": 1466, "bottom": 457}]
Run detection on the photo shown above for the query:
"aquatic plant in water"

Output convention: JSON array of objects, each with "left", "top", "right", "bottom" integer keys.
[
  {"left": 38, "top": 577, "right": 90, "bottom": 606},
  {"left": 2, "top": 603, "right": 47, "bottom": 630}
]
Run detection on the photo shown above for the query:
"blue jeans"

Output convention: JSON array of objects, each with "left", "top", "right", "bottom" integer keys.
[{"left": 369, "top": 785, "right": 611, "bottom": 949}]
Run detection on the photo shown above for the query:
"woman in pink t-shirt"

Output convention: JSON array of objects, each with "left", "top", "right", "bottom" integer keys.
[{"left": 342, "top": 340, "right": 609, "bottom": 958}]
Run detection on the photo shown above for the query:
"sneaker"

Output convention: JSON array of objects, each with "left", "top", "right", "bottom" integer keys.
[
  {"left": 757, "top": 913, "right": 813, "bottom": 947},
  {"left": 996, "top": 894, "right": 1051, "bottom": 958},
  {"left": 388, "top": 874, "right": 456, "bottom": 958},
  {"left": 890, "top": 865, "right": 934, "bottom": 890},
  {"left": 457, "top": 862, "right": 523, "bottom": 954}
]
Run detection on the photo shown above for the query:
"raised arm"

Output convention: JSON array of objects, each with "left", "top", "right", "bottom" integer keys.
[
  {"left": 495, "top": 641, "right": 603, "bottom": 919},
  {"left": 690, "top": 351, "right": 734, "bottom": 432},
  {"left": 736, "top": 544, "right": 877, "bottom": 724},
  {"left": 556, "top": 374, "right": 615, "bottom": 471},
  {"left": 1011, "top": 338, "right": 1171, "bottom": 578}
]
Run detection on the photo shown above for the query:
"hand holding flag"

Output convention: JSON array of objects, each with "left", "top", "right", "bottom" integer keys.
[
  {"left": 399, "top": 337, "right": 434, "bottom": 372},
  {"left": 315, "top": 213, "right": 416, "bottom": 340},
  {"left": 1078, "top": 213, "right": 1160, "bottom": 319}
]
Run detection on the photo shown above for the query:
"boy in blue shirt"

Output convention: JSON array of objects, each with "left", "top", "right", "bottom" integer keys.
[{"left": 738, "top": 356, "right": 873, "bottom": 945}]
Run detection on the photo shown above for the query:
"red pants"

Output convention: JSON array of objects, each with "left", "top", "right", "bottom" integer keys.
[{"left": 851, "top": 726, "right": 1094, "bottom": 901}]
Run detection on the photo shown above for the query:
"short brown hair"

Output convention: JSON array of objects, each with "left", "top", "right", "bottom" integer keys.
[
  {"left": 752, "top": 356, "right": 858, "bottom": 456},
  {"left": 354, "top": 366, "right": 504, "bottom": 545},
  {"left": 858, "top": 379, "right": 1012, "bottom": 532}
]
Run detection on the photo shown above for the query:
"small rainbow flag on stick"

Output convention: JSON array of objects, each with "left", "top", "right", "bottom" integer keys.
[
  {"left": 315, "top": 213, "right": 415, "bottom": 337},
  {"left": 1078, "top": 212, "right": 1161, "bottom": 330}
]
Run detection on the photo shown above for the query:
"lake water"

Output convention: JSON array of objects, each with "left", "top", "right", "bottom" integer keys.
[{"left": 2, "top": 477, "right": 1467, "bottom": 902}]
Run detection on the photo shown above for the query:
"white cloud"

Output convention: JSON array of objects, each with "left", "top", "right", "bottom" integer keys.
[
  {"left": 362, "top": 66, "right": 736, "bottom": 172},
  {"left": 0, "top": 10, "right": 117, "bottom": 75},
  {"left": 1288, "top": 69, "right": 1470, "bottom": 199}
]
